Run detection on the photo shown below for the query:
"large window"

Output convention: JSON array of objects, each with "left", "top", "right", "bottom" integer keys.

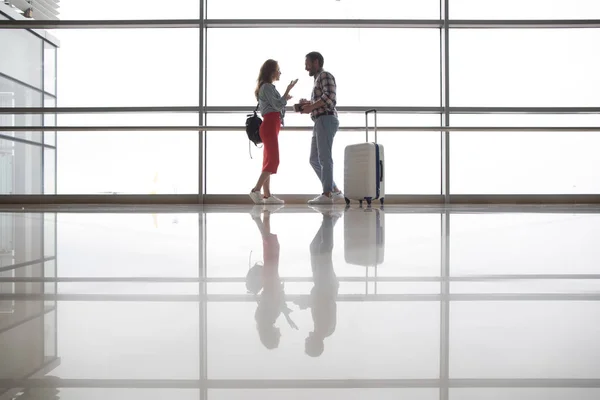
[
  {"left": 450, "top": 115, "right": 600, "bottom": 194},
  {"left": 450, "top": 29, "right": 600, "bottom": 107},
  {"left": 207, "top": 29, "right": 440, "bottom": 107},
  {"left": 207, "top": 0, "right": 439, "bottom": 19},
  {"left": 451, "top": 0, "right": 600, "bottom": 19},
  {"left": 206, "top": 114, "right": 441, "bottom": 195},
  {"left": 4, "top": 0, "right": 600, "bottom": 200}
]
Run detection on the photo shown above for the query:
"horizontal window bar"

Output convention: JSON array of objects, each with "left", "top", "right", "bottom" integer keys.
[
  {"left": 1, "top": 378, "right": 599, "bottom": 390},
  {"left": 0, "top": 19, "right": 202, "bottom": 29},
  {"left": 0, "top": 106, "right": 201, "bottom": 114},
  {"left": 205, "top": 19, "right": 443, "bottom": 28},
  {"left": 2, "top": 195, "right": 600, "bottom": 206},
  {"left": 450, "top": 107, "right": 600, "bottom": 114},
  {"left": 1, "top": 293, "right": 600, "bottom": 302},
  {"left": 450, "top": 19, "right": 600, "bottom": 29},
  {"left": 5, "top": 106, "right": 600, "bottom": 115},
  {"left": 0, "top": 19, "right": 443, "bottom": 29},
  {"left": 2, "top": 274, "right": 600, "bottom": 283},
  {"left": 0, "top": 195, "right": 201, "bottom": 205},
  {"left": 3, "top": 19, "right": 600, "bottom": 29},
  {"left": 1, "top": 126, "right": 600, "bottom": 132}
]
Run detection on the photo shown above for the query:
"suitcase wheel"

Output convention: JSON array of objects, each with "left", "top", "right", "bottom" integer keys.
[
  {"left": 365, "top": 197, "right": 373, "bottom": 206},
  {"left": 380, "top": 197, "right": 385, "bottom": 206},
  {"left": 344, "top": 197, "right": 350, "bottom": 206}
]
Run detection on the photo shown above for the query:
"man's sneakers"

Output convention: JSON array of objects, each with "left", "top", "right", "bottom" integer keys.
[{"left": 308, "top": 191, "right": 346, "bottom": 205}]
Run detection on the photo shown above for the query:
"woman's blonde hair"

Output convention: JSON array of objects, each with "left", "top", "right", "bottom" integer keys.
[{"left": 255, "top": 59, "right": 279, "bottom": 100}]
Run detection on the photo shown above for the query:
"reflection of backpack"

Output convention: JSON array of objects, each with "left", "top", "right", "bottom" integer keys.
[{"left": 246, "top": 103, "right": 262, "bottom": 146}]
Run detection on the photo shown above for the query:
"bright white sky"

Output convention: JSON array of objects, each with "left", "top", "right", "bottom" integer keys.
[{"left": 51, "top": 0, "right": 600, "bottom": 195}]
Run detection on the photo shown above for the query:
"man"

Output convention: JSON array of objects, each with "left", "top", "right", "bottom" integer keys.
[{"left": 300, "top": 52, "right": 345, "bottom": 204}]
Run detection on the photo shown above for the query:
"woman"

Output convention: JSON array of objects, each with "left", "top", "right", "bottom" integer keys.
[{"left": 249, "top": 59, "right": 298, "bottom": 205}]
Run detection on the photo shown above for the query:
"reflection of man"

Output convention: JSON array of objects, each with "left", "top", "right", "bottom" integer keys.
[
  {"left": 298, "top": 206, "right": 341, "bottom": 357},
  {"left": 247, "top": 206, "right": 297, "bottom": 350}
]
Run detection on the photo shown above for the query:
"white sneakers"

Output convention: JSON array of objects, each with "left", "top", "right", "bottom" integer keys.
[
  {"left": 308, "top": 192, "right": 346, "bottom": 205},
  {"left": 249, "top": 190, "right": 285, "bottom": 205},
  {"left": 263, "top": 195, "right": 284, "bottom": 205},
  {"left": 249, "top": 190, "right": 263, "bottom": 204}
]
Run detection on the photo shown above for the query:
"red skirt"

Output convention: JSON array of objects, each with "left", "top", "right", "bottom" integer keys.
[{"left": 259, "top": 112, "right": 281, "bottom": 174}]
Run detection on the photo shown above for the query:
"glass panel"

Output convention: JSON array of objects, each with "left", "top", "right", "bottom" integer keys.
[
  {"left": 0, "top": 76, "right": 43, "bottom": 143},
  {"left": 56, "top": 131, "right": 198, "bottom": 194},
  {"left": 44, "top": 259, "right": 56, "bottom": 299},
  {"left": 451, "top": 0, "right": 600, "bottom": 19},
  {"left": 206, "top": 114, "right": 440, "bottom": 194},
  {"left": 450, "top": 302, "right": 600, "bottom": 379},
  {"left": 207, "top": 29, "right": 440, "bottom": 107},
  {"left": 0, "top": 138, "right": 13, "bottom": 195},
  {"left": 44, "top": 148, "right": 56, "bottom": 194},
  {"left": 450, "top": 213, "right": 600, "bottom": 276},
  {"left": 450, "top": 115, "right": 600, "bottom": 194},
  {"left": 43, "top": 42, "right": 56, "bottom": 96},
  {"left": 44, "top": 95, "right": 56, "bottom": 147},
  {"left": 451, "top": 29, "right": 600, "bottom": 107},
  {"left": 451, "top": 389, "right": 600, "bottom": 400},
  {"left": 58, "top": 112, "right": 199, "bottom": 126},
  {"left": 50, "top": 301, "right": 199, "bottom": 379},
  {"left": 208, "top": 0, "right": 439, "bottom": 19},
  {"left": 43, "top": 213, "right": 56, "bottom": 258},
  {"left": 51, "top": 29, "right": 199, "bottom": 107},
  {"left": 57, "top": 0, "right": 200, "bottom": 19},
  {"left": 15, "top": 389, "right": 201, "bottom": 400},
  {"left": 0, "top": 29, "right": 42, "bottom": 90},
  {"left": 44, "top": 309, "right": 57, "bottom": 359},
  {"left": 210, "top": 390, "right": 439, "bottom": 400},
  {"left": 13, "top": 213, "right": 43, "bottom": 263},
  {"left": 0, "top": 139, "right": 42, "bottom": 195}
]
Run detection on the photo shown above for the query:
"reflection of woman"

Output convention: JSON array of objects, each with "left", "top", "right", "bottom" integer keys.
[
  {"left": 247, "top": 207, "right": 297, "bottom": 350},
  {"left": 299, "top": 207, "right": 341, "bottom": 357},
  {"left": 249, "top": 59, "right": 298, "bottom": 205}
]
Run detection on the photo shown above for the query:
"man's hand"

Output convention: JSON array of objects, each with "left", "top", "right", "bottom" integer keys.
[
  {"left": 301, "top": 103, "right": 314, "bottom": 114},
  {"left": 299, "top": 98, "right": 310, "bottom": 105}
]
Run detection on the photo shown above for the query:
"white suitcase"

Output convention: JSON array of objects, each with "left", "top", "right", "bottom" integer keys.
[
  {"left": 343, "top": 109, "right": 385, "bottom": 207},
  {"left": 344, "top": 207, "right": 385, "bottom": 267}
]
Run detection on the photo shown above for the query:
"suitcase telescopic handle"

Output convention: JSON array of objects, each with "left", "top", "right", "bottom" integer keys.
[{"left": 365, "top": 109, "right": 377, "bottom": 143}]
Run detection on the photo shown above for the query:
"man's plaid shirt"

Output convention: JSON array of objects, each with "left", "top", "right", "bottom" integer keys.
[{"left": 311, "top": 70, "right": 337, "bottom": 121}]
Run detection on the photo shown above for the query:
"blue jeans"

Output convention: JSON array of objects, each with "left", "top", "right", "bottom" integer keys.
[{"left": 310, "top": 115, "right": 339, "bottom": 193}]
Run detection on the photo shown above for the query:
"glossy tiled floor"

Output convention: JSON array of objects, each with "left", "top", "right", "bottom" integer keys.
[{"left": 1, "top": 204, "right": 600, "bottom": 400}]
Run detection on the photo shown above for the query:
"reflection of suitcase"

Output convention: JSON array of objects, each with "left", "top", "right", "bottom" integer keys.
[
  {"left": 344, "top": 207, "right": 385, "bottom": 267},
  {"left": 344, "top": 109, "right": 385, "bottom": 207}
]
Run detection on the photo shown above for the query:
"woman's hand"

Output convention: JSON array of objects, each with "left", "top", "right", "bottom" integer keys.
[
  {"left": 286, "top": 79, "right": 298, "bottom": 92},
  {"left": 284, "top": 93, "right": 293, "bottom": 101}
]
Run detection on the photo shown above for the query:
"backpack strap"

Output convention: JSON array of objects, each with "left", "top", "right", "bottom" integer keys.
[{"left": 249, "top": 103, "right": 260, "bottom": 158}]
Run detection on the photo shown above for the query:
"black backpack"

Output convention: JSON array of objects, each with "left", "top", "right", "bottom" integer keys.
[{"left": 246, "top": 103, "right": 262, "bottom": 144}]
